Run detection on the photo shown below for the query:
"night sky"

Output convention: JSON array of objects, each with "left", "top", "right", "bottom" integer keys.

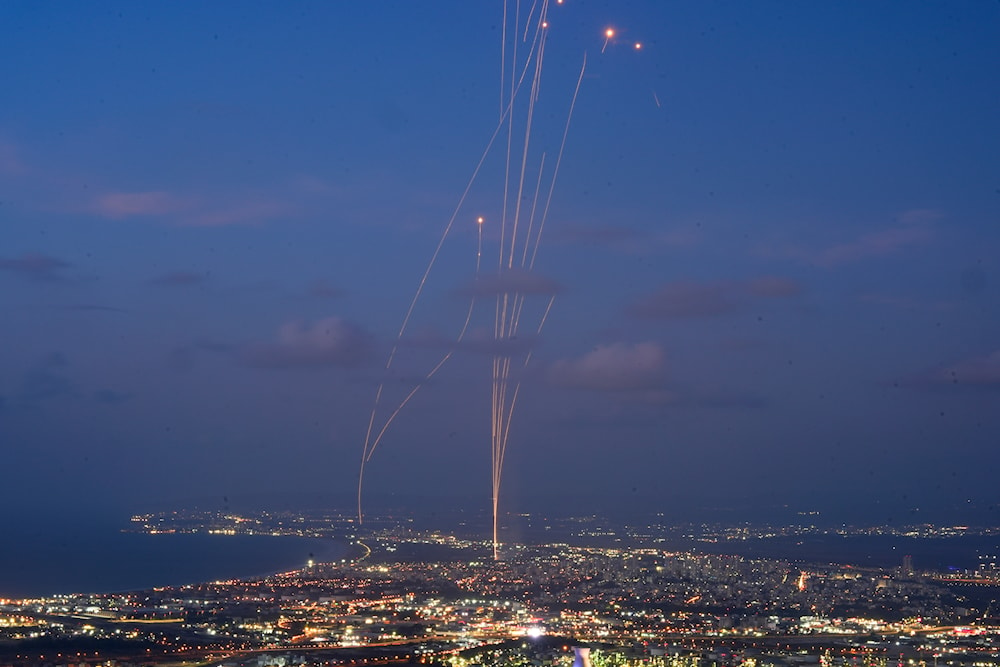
[{"left": 2, "top": 2, "right": 999, "bottom": 525}]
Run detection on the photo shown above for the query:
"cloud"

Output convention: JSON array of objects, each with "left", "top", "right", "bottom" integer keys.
[
  {"left": 459, "top": 269, "right": 562, "bottom": 298},
  {"left": 292, "top": 175, "right": 345, "bottom": 195},
  {"left": 94, "top": 191, "right": 187, "bottom": 219},
  {"left": 628, "top": 276, "right": 802, "bottom": 319},
  {"left": 548, "top": 342, "right": 666, "bottom": 391},
  {"left": 813, "top": 225, "right": 931, "bottom": 267},
  {"left": 0, "top": 253, "right": 72, "bottom": 281},
  {"left": 150, "top": 270, "right": 211, "bottom": 287},
  {"left": 764, "top": 209, "right": 938, "bottom": 268},
  {"left": 242, "top": 317, "right": 374, "bottom": 369},
  {"left": 926, "top": 351, "right": 1000, "bottom": 389},
  {"left": 92, "top": 190, "right": 290, "bottom": 226}
]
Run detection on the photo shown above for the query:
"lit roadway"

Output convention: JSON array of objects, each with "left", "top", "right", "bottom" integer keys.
[{"left": 196, "top": 635, "right": 506, "bottom": 667}]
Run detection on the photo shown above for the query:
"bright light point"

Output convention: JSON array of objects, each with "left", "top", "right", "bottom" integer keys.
[
  {"left": 634, "top": 42, "right": 642, "bottom": 50},
  {"left": 556, "top": 0, "right": 563, "bottom": 4},
  {"left": 605, "top": 28, "right": 615, "bottom": 38},
  {"left": 526, "top": 626, "right": 545, "bottom": 638},
  {"left": 477, "top": 216, "right": 484, "bottom": 224},
  {"left": 542, "top": 21, "right": 548, "bottom": 29}
]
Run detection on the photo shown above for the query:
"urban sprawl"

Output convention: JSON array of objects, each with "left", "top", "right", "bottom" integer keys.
[{"left": 2, "top": 511, "right": 999, "bottom": 667}]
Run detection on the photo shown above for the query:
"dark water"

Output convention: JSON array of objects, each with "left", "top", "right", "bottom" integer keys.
[{"left": 0, "top": 518, "right": 345, "bottom": 599}]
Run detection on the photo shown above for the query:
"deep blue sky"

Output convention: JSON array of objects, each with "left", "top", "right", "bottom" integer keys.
[{"left": 2, "top": 1, "right": 998, "bottom": 524}]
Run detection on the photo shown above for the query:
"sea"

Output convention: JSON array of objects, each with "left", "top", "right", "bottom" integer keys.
[{"left": 0, "top": 516, "right": 345, "bottom": 600}]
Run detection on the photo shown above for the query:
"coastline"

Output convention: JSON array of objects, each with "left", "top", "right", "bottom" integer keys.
[{"left": 0, "top": 526, "right": 346, "bottom": 599}]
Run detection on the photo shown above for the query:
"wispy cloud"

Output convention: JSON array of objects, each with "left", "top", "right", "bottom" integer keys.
[
  {"left": 0, "top": 253, "right": 72, "bottom": 282},
  {"left": 813, "top": 225, "right": 932, "bottom": 267},
  {"left": 922, "top": 351, "right": 1000, "bottom": 390},
  {"left": 90, "top": 190, "right": 291, "bottom": 227},
  {"left": 548, "top": 342, "right": 666, "bottom": 391},
  {"left": 184, "top": 200, "right": 291, "bottom": 227},
  {"left": 94, "top": 191, "right": 188, "bottom": 219},
  {"left": 762, "top": 209, "right": 938, "bottom": 268},
  {"left": 1, "top": 142, "right": 301, "bottom": 227},
  {"left": 627, "top": 276, "right": 800, "bottom": 320},
  {"left": 241, "top": 317, "right": 374, "bottom": 369}
]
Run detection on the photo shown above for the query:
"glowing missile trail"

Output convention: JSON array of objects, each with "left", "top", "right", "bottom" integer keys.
[
  {"left": 358, "top": 1, "right": 552, "bottom": 525},
  {"left": 602, "top": 27, "right": 614, "bottom": 53},
  {"left": 358, "top": 0, "right": 591, "bottom": 563}
]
